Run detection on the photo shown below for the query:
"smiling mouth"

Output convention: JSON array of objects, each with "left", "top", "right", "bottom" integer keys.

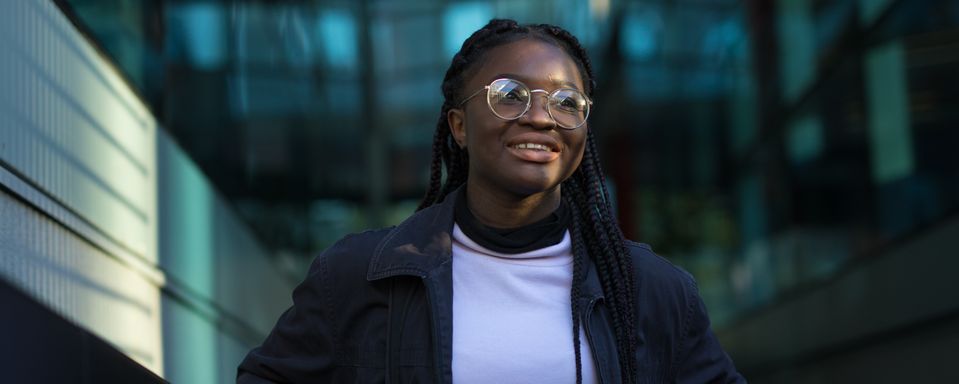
[
  {"left": 510, "top": 143, "right": 558, "bottom": 152},
  {"left": 507, "top": 142, "right": 561, "bottom": 163}
]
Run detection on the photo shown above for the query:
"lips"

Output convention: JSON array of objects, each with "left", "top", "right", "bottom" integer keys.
[
  {"left": 506, "top": 134, "right": 561, "bottom": 163},
  {"left": 511, "top": 142, "right": 553, "bottom": 151}
]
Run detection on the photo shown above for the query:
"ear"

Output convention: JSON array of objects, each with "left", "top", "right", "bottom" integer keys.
[{"left": 447, "top": 108, "right": 467, "bottom": 149}]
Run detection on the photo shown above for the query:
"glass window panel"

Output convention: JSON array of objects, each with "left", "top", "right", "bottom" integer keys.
[
  {"left": 317, "top": 9, "right": 358, "bottom": 71},
  {"left": 865, "top": 40, "right": 914, "bottom": 184},
  {"left": 813, "top": 0, "right": 855, "bottom": 55},
  {"left": 786, "top": 114, "right": 824, "bottom": 165},
  {"left": 620, "top": 7, "right": 663, "bottom": 61},
  {"left": 442, "top": 2, "right": 493, "bottom": 58},
  {"left": 777, "top": 0, "right": 817, "bottom": 103},
  {"left": 376, "top": 76, "right": 442, "bottom": 112}
]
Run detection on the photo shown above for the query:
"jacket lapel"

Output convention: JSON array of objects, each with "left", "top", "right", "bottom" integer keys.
[
  {"left": 367, "top": 189, "right": 460, "bottom": 384},
  {"left": 581, "top": 258, "right": 622, "bottom": 384},
  {"left": 366, "top": 190, "right": 458, "bottom": 281}
]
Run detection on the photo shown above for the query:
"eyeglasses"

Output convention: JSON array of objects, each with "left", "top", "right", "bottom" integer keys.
[{"left": 459, "top": 78, "right": 592, "bottom": 129}]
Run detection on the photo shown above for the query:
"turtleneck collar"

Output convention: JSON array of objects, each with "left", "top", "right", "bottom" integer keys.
[{"left": 453, "top": 187, "right": 570, "bottom": 254}]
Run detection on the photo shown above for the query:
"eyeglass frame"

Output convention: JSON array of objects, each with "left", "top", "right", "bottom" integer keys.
[{"left": 458, "top": 78, "right": 593, "bottom": 130}]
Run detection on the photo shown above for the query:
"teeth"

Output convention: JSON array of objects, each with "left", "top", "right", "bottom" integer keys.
[{"left": 515, "top": 143, "right": 551, "bottom": 151}]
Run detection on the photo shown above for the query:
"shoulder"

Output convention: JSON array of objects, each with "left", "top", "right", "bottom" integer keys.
[
  {"left": 623, "top": 240, "right": 698, "bottom": 307},
  {"left": 304, "top": 227, "right": 396, "bottom": 285},
  {"left": 624, "top": 241, "right": 745, "bottom": 381},
  {"left": 624, "top": 240, "right": 696, "bottom": 287},
  {"left": 321, "top": 227, "right": 395, "bottom": 262}
]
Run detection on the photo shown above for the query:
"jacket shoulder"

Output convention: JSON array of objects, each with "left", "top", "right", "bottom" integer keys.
[
  {"left": 308, "top": 227, "right": 396, "bottom": 280},
  {"left": 625, "top": 240, "right": 696, "bottom": 289},
  {"left": 624, "top": 239, "right": 700, "bottom": 324},
  {"left": 625, "top": 241, "right": 746, "bottom": 382}
]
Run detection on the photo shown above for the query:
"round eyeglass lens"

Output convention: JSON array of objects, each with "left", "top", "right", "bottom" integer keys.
[
  {"left": 548, "top": 89, "right": 589, "bottom": 128},
  {"left": 487, "top": 79, "right": 530, "bottom": 119}
]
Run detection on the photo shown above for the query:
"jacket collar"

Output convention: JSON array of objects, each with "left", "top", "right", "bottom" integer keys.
[
  {"left": 365, "top": 185, "right": 606, "bottom": 301},
  {"left": 367, "top": 188, "right": 458, "bottom": 281}
]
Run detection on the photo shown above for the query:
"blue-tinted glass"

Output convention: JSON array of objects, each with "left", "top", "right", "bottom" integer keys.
[
  {"left": 620, "top": 9, "right": 661, "bottom": 60},
  {"left": 324, "top": 82, "right": 361, "bottom": 115},
  {"left": 786, "top": 115, "right": 824, "bottom": 164},
  {"left": 317, "top": 9, "right": 358, "bottom": 70},
  {"left": 702, "top": 18, "right": 746, "bottom": 64},
  {"left": 777, "top": 0, "right": 816, "bottom": 102},
  {"left": 167, "top": 3, "right": 227, "bottom": 70},
  {"left": 378, "top": 76, "right": 441, "bottom": 111},
  {"left": 442, "top": 2, "right": 493, "bottom": 58},
  {"left": 815, "top": 1, "right": 855, "bottom": 54}
]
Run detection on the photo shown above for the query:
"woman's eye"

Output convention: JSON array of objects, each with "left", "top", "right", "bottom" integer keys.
[
  {"left": 498, "top": 89, "right": 525, "bottom": 104},
  {"left": 556, "top": 97, "right": 580, "bottom": 111}
]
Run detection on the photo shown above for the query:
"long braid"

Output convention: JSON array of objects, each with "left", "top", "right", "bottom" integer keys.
[
  {"left": 566, "top": 188, "right": 588, "bottom": 384},
  {"left": 583, "top": 132, "right": 636, "bottom": 378},
  {"left": 419, "top": 111, "right": 449, "bottom": 211},
  {"left": 539, "top": 22, "right": 638, "bottom": 382},
  {"left": 565, "top": 144, "right": 637, "bottom": 382},
  {"left": 419, "top": 19, "right": 637, "bottom": 383}
]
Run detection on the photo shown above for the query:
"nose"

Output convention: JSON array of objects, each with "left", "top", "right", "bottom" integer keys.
[{"left": 521, "top": 90, "right": 556, "bottom": 129}]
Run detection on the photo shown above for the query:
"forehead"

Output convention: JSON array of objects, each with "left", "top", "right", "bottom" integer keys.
[{"left": 467, "top": 38, "right": 585, "bottom": 91}]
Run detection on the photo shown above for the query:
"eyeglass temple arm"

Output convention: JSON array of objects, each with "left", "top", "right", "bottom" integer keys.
[{"left": 458, "top": 86, "right": 491, "bottom": 106}]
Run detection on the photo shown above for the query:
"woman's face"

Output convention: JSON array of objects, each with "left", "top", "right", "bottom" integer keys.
[{"left": 449, "top": 38, "right": 588, "bottom": 199}]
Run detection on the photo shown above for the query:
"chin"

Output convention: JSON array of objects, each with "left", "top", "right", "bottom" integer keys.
[{"left": 504, "top": 175, "right": 563, "bottom": 197}]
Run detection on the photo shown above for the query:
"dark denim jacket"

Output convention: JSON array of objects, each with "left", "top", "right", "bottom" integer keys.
[{"left": 238, "top": 189, "right": 745, "bottom": 383}]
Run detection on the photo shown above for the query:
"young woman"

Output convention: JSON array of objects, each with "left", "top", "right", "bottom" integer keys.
[{"left": 238, "top": 19, "right": 744, "bottom": 384}]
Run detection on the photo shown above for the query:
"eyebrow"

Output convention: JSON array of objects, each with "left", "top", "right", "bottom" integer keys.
[{"left": 490, "top": 73, "right": 581, "bottom": 90}]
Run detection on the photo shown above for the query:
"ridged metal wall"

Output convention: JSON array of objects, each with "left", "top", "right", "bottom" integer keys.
[
  {"left": 0, "top": 0, "right": 161, "bottom": 373},
  {"left": 0, "top": 0, "right": 295, "bottom": 381}
]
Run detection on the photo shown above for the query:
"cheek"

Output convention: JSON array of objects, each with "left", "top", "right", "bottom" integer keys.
[
  {"left": 567, "top": 135, "right": 587, "bottom": 168},
  {"left": 567, "top": 150, "right": 585, "bottom": 177},
  {"left": 466, "top": 121, "right": 506, "bottom": 154}
]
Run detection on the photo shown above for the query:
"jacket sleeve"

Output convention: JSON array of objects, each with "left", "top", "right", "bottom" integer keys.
[
  {"left": 674, "top": 276, "right": 747, "bottom": 383},
  {"left": 236, "top": 251, "right": 337, "bottom": 383}
]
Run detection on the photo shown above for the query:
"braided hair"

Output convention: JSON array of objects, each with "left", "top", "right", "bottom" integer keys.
[{"left": 418, "top": 19, "right": 637, "bottom": 383}]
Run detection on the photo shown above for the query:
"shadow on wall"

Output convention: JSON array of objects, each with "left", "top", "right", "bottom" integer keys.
[{"left": 0, "top": 277, "right": 167, "bottom": 383}]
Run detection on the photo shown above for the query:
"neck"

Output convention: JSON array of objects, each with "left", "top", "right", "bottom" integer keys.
[{"left": 464, "top": 180, "right": 562, "bottom": 229}]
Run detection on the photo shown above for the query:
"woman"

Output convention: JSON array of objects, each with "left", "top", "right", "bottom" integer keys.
[{"left": 238, "top": 19, "right": 744, "bottom": 384}]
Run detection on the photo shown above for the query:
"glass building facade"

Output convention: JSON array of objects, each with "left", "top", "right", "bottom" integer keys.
[{"left": 2, "top": 0, "right": 957, "bottom": 382}]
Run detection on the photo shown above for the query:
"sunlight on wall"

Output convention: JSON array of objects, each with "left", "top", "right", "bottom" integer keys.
[{"left": 0, "top": 0, "right": 161, "bottom": 375}]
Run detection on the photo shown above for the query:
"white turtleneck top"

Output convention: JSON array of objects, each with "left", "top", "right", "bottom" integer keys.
[{"left": 450, "top": 223, "right": 598, "bottom": 384}]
